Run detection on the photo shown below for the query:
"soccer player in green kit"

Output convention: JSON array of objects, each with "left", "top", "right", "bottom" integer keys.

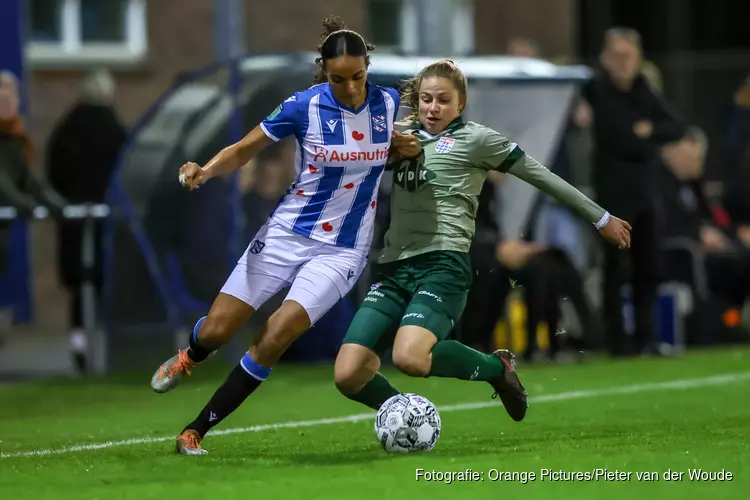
[{"left": 333, "top": 60, "right": 632, "bottom": 422}]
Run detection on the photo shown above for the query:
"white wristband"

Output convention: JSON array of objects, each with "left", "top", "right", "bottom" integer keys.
[{"left": 595, "top": 211, "right": 611, "bottom": 230}]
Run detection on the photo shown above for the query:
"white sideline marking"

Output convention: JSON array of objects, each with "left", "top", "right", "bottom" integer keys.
[{"left": 2, "top": 371, "right": 749, "bottom": 459}]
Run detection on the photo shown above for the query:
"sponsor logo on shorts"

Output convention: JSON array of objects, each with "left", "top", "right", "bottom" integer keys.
[
  {"left": 370, "top": 282, "right": 381, "bottom": 291},
  {"left": 347, "top": 269, "right": 355, "bottom": 280},
  {"left": 367, "top": 290, "right": 385, "bottom": 298},
  {"left": 403, "top": 312, "right": 425, "bottom": 320},
  {"left": 249, "top": 239, "right": 265, "bottom": 254},
  {"left": 418, "top": 290, "right": 443, "bottom": 302}
]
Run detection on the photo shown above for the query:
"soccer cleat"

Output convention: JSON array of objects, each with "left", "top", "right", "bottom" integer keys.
[
  {"left": 151, "top": 349, "right": 198, "bottom": 393},
  {"left": 489, "top": 349, "right": 528, "bottom": 422},
  {"left": 175, "top": 429, "right": 208, "bottom": 456}
]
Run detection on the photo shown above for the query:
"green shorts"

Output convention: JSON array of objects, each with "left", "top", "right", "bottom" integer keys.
[{"left": 343, "top": 250, "right": 472, "bottom": 355}]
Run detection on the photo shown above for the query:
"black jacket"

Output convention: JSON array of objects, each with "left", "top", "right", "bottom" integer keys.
[
  {"left": 582, "top": 72, "right": 688, "bottom": 220},
  {"left": 45, "top": 102, "right": 126, "bottom": 287}
]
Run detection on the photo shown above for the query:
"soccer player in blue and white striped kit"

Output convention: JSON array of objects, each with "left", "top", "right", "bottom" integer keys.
[{"left": 150, "top": 16, "right": 421, "bottom": 455}]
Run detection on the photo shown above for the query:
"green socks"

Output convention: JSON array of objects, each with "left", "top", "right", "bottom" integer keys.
[
  {"left": 344, "top": 341, "right": 506, "bottom": 410},
  {"left": 345, "top": 372, "right": 400, "bottom": 411},
  {"left": 429, "top": 340, "right": 505, "bottom": 381}
]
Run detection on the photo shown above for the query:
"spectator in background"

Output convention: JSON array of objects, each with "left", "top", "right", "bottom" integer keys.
[
  {"left": 723, "top": 75, "right": 750, "bottom": 189},
  {"left": 582, "top": 28, "right": 690, "bottom": 356},
  {"left": 506, "top": 37, "right": 593, "bottom": 272},
  {"left": 505, "top": 38, "right": 540, "bottom": 59},
  {"left": 46, "top": 69, "right": 126, "bottom": 373},
  {"left": 460, "top": 175, "right": 597, "bottom": 362},
  {"left": 0, "top": 69, "right": 66, "bottom": 277},
  {"left": 659, "top": 127, "right": 750, "bottom": 331}
]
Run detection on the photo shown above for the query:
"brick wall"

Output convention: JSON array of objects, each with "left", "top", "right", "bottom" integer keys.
[
  {"left": 474, "top": 0, "right": 578, "bottom": 60},
  {"left": 25, "top": 0, "right": 215, "bottom": 328},
  {"left": 245, "top": 0, "right": 367, "bottom": 53}
]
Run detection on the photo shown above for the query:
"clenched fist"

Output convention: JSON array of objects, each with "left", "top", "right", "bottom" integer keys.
[{"left": 178, "top": 162, "right": 209, "bottom": 191}]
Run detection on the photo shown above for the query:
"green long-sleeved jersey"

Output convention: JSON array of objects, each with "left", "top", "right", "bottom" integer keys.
[{"left": 378, "top": 118, "right": 606, "bottom": 263}]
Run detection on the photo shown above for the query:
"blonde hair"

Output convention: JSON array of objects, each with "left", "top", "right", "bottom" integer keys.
[
  {"left": 81, "top": 69, "right": 115, "bottom": 104},
  {"left": 400, "top": 59, "right": 468, "bottom": 125}
]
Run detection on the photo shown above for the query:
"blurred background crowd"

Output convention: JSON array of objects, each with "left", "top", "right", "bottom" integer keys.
[{"left": 1, "top": 0, "right": 749, "bottom": 378}]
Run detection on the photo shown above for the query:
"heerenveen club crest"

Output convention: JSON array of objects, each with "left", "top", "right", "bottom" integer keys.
[{"left": 372, "top": 114, "right": 386, "bottom": 133}]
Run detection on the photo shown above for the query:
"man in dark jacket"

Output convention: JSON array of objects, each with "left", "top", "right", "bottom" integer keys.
[
  {"left": 582, "top": 28, "right": 689, "bottom": 356},
  {"left": 46, "top": 70, "right": 126, "bottom": 372},
  {"left": 659, "top": 129, "right": 750, "bottom": 328}
]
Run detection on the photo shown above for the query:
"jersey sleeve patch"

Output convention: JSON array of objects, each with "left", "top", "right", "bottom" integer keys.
[
  {"left": 266, "top": 104, "right": 283, "bottom": 121},
  {"left": 260, "top": 94, "right": 300, "bottom": 141}
]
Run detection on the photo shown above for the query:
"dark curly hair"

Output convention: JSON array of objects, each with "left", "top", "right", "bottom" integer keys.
[{"left": 313, "top": 15, "right": 375, "bottom": 84}]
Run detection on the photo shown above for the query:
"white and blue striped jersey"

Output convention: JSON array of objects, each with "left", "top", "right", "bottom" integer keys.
[{"left": 259, "top": 82, "right": 399, "bottom": 250}]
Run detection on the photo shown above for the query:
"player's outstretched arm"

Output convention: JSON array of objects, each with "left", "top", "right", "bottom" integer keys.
[
  {"left": 203, "top": 126, "right": 273, "bottom": 179},
  {"left": 506, "top": 157, "right": 631, "bottom": 248},
  {"left": 474, "top": 127, "right": 631, "bottom": 247},
  {"left": 178, "top": 126, "right": 273, "bottom": 190}
]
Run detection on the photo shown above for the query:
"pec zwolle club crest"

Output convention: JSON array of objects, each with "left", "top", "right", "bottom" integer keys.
[{"left": 393, "top": 153, "right": 435, "bottom": 192}]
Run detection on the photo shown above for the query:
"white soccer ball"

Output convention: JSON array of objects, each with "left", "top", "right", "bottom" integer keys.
[{"left": 374, "top": 393, "right": 441, "bottom": 453}]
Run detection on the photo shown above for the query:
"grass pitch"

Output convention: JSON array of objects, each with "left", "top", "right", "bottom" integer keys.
[{"left": 1, "top": 346, "right": 748, "bottom": 499}]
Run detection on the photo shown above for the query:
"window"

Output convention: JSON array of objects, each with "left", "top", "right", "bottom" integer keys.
[
  {"left": 27, "top": 0, "right": 147, "bottom": 66},
  {"left": 368, "top": 0, "right": 404, "bottom": 48},
  {"left": 367, "top": 0, "right": 418, "bottom": 52},
  {"left": 366, "top": 0, "right": 474, "bottom": 55}
]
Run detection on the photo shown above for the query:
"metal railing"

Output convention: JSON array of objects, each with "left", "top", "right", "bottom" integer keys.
[{"left": 0, "top": 204, "right": 110, "bottom": 372}]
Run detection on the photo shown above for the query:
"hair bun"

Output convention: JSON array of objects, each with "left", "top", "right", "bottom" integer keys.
[{"left": 321, "top": 15, "right": 347, "bottom": 39}]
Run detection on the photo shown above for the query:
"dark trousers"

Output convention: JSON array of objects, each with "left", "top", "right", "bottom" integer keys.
[
  {"left": 523, "top": 249, "right": 594, "bottom": 359},
  {"left": 459, "top": 248, "right": 594, "bottom": 357},
  {"left": 663, "top": 248, "right": 750, "bottom": 308},
  {"left": 68, "top": 283, "right": 103, "bottom": 330},
  {"left": 602, "top": 209, "right": 660, "bottom": 355}
]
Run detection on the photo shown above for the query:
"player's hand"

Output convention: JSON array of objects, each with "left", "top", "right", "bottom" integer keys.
[
  {"left": 391, "top": 131, "right": 422, "bottom": 159},
  {"left": 178, "top": 162, "right": 208, "bottom": 191},
  {"left": 599, "top": 216, "right": 632, "bottom": 249}
]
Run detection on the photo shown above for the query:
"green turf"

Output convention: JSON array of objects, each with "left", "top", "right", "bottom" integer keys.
[{"left": 1, "top": 346, "right": 748, "bottom": 499}]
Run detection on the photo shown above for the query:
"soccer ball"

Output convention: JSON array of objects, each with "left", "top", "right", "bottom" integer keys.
[{"left": 374, "top": 393, "right": 441, "bottom": 453}]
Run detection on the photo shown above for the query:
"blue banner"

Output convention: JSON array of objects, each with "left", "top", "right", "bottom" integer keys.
[{"left": 0, "top": 0, "right": 32, "bottom": 323}]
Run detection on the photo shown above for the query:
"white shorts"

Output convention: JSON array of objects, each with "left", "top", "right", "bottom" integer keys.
[{"left": 220, "top": 219, "right": 368, "bottom": 325}]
